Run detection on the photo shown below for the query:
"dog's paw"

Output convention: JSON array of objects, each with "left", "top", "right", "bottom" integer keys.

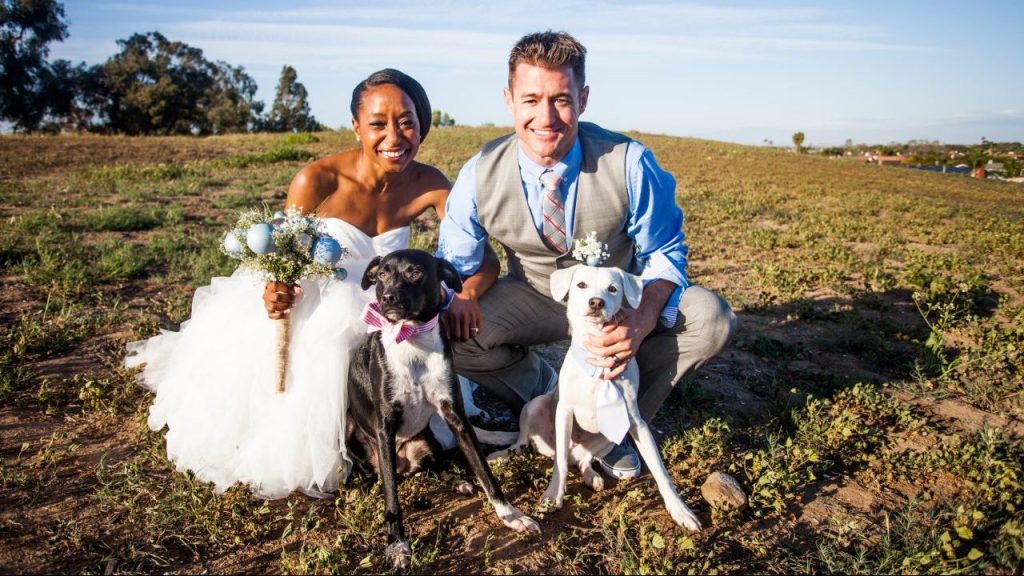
[
  {"left": 583, "top": 468, "right": 604, "bottom": 492},
  {"left": 537, "top": 496, "right": 561, "bottom": 514},
  {"left": 541, "top": 483, "right": 565, "bottom": 507},
  {"left": 502, "top": 511, "right": 541, "bottom": 534},
  {"left": 385, "top": 540, "right": 412, "bottom": 570},
  {"left": 668, "top": 503, "right": 702, "bottom": 532},
  {"left": 454, "top": 480, "right": 474, "bottom": 495}
]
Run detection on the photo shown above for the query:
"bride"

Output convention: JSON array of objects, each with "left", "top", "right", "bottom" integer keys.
[{"left": 125, "top": 69, "right": 494, "bottom": 499}]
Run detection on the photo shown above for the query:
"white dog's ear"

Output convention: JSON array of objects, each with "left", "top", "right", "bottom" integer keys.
[
  {"left": 618, "top": 270, "right": 643, "bottom": 308},
  {"left": 550, "top": 265, "right": 580, "bottom": 302}
]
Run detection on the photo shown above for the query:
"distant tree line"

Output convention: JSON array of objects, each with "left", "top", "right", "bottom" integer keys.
[
  {"left": 1, "top": 0, "right": 321, "bottom": 134},
  {"left": 796, "top": 134, "right": 1023, "bottom": 177},
  {"left": 431, "top": 110, "right": 455, "bottom": 128}
]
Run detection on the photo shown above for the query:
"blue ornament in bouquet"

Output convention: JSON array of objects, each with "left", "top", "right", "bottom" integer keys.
[
  {"left": 222, "top": 206, "right": 349, "bottom": 392},
  {"left": 223, "top": 230, "right": 243, "bottom": 256},
  {"left": 312, "top": 237, "right": 342, "bottom": 266},
  {"left": 246, "top": 223, "right": 276, "bottom": 254}
]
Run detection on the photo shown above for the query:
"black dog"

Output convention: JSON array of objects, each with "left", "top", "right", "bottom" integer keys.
[{"left": 347, "top": 249, "right": 539, "bottom": 570}]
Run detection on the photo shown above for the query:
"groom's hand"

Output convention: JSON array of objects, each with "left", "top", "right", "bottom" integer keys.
[
  {"left": 584, "top": 307, "right": 653, "bottom": 381},
  {"left": 445, "top": 295, "right": 483, "bottom": 341},
  {"left": 263, "top": 281, "right": 301, "bottom": 319}
]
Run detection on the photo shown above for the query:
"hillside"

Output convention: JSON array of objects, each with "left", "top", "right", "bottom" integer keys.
[{"left": 1, "top": 128, "right": 1022, "bottom": 574}]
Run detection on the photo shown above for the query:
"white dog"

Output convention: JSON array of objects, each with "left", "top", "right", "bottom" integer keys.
[{"left": 489, "top": 264, "right": 702, "bottom": 531}]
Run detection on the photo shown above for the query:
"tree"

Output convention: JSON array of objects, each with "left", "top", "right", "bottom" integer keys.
[
  {"left": 0, "top": 0, "right": 68, "bottom": 131},
  {"left": 206, "top": 60, "right": 263, "bottom": 133},
  {"left": 93, "top": 32, "right": 262, "bottom": 135},
  {"left": 37, "top": 57, "right": 96, "bottom": 131},
  {"left": 264, "top": 65, "right": 320, "bottom": 132},
  {"left": 431, "top": 109, "right": 454, "bottom": 128},
  {"left": 792, "top": 131, "right": 805, "bottom": 153}
]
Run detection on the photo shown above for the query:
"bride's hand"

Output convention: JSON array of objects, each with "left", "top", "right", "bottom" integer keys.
[{"left": 263, "top": 281, "right": 301, "bottom": 319}]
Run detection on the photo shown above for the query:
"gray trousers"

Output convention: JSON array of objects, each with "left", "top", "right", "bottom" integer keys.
[{"left": 451, "top": 277, "right": 737, "bottom": 421}]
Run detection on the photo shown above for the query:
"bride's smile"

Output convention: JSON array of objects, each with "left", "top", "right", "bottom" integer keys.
[{"left": 353, "top": 83, "right": 421, "bottom": 175}]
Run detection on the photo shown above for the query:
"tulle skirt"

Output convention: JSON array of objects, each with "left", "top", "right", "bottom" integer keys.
[{"left": 126, "top": 267, "right": 368, "bottom": 499}]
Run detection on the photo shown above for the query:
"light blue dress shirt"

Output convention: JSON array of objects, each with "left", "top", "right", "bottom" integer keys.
[{"left": 437, "top": 136, "right": 689, "bottom": 325}]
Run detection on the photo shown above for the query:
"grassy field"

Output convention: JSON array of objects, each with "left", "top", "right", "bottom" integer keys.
[{"left": 1, "top": 127, "right": 1022, "bottom": 574}]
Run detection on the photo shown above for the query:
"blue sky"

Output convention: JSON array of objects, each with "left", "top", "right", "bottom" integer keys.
[{"left": 52, "top": 1, "right": 1024, "bottom": 146}]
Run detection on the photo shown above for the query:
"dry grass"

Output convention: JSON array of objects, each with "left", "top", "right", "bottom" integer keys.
[{"left": 1, "top": 128, "right": 1021, "bottom": 574}]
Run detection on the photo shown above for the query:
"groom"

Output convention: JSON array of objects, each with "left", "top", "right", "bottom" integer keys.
[{"left": 438, "top": 30, "right": 736, "bottom": 479}]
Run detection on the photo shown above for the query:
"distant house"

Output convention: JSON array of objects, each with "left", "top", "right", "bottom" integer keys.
[
  {"left": 981, "top": 162, "right": 1006, "bottom": 180},
  {"left": 873, "top": 156, "right": 904, "bottom": 167}
]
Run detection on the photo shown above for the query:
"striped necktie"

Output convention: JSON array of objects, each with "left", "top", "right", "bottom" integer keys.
[{"left": 540, "top": 170, "right": 567, "bottom": 252}]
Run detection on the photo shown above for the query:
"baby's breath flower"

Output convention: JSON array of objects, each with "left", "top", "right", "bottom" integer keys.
[{"left": 572, "top": 231, "right": 610, "bottom": 266}]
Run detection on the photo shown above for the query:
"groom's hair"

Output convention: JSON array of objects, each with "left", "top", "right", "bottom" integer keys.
[
  {"left": 508, "top": 31, "right": 587, "bottom": 91},
  {"left": 350, "top": 69, "right": 432, "bottom": 141}
]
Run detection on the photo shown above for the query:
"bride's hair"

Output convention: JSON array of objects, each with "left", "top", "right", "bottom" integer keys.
[{"left": 350, "top": 69, "right": 433, "bottom": 141}]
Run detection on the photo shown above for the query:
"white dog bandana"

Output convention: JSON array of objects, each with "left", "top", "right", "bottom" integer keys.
[{"left": 570, "top": 345, "right": 631, "bottom": 444}]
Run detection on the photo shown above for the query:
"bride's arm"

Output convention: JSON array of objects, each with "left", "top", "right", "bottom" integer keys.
[
  {"left": 262, "top": 164, "right": 335, "bottom": 318},
  {"left": 285, "top": 163, "right": 335, "bottom": 215}
]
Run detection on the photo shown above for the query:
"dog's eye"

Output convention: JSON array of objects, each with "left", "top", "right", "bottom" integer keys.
[
  {"left": 404, "top": 269, "right": 422, "bottom": 281},
  {"left": 376, "top": 270, "right": 389, "bottom": 281},
  {"left": 576, "top": 281, "right": 588, "bottom": 289},
  {"left": 608, "top": 284, "right": 618, "bottom": 293}
]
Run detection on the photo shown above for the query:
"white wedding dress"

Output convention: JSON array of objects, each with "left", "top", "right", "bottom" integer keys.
[{"left": 125, "top": 218, "right": 409, "bottom": 499}]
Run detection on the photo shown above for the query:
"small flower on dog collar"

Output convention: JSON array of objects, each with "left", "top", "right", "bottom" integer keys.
[{"left": 572, "top": 231, "right": 610, "bottom": 267}]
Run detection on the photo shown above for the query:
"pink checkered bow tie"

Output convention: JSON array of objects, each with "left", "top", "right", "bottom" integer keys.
[{"left": 361, "top": 301, "right": 438, "bottom": 345}]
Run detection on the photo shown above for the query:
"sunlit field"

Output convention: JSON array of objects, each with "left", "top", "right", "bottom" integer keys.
[{"left": 1, "top": 128, "right": 1021, "bottom": 573}]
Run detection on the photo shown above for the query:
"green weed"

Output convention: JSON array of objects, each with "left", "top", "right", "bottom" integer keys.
[
  {"left": 79, "top": 205, "right": 164, "bottom": 232},
  {"left": 212, "top": 146, "right": 315, "bottom": 169}
]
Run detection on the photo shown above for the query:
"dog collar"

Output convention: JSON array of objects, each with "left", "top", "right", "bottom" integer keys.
[
  {"left": 569, "top": 344, "right": 607, "bottom": 380},
  {"left": 361, "top": 301, "right": 439, "bottom": 345},
  {"left": 568, "top": 344, "right": 631, "bottom": 444}
]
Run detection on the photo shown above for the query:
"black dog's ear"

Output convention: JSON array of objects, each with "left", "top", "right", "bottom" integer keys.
[
  {"left": 435, "top": 257, "right": 463, "bottom": 294},
  {"left": 361, "top": 256, "right": 383, "bottom": 290}
]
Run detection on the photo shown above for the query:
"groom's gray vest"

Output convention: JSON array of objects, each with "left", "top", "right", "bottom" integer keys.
[{"left": 476, "top": 122, "right": 639, "bottom": 298}]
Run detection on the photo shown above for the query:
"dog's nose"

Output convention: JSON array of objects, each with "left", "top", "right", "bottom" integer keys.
[
  {"left": 381, "top": 292, "right": 399, "bottom": 305},
  {"left": 588, "top": 298, "right": 605, "bottom": 310}
]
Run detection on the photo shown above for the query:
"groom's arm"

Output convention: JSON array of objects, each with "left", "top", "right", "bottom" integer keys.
[
  {"left": 436, "top": 153, "right": 499, "bottom": 341},
  {"left": 446, "top": 243, "right": 498, "bottom": 340}
]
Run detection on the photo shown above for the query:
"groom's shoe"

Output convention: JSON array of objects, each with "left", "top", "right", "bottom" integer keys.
[{"left": 596, "top": 440, "right": 641, "bottom": 480}]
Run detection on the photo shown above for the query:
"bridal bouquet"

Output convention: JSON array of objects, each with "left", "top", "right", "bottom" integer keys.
[{"left": 222, "top": 206, "right": 348, "bottom": 392}]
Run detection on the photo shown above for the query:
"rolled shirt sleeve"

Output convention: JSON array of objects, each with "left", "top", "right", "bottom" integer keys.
[
  {"left": 437, "top": 153, "right": 488, "bottom": 276},
  {"left": 625, "top": 142, "right": 690, "bottom": 325}
]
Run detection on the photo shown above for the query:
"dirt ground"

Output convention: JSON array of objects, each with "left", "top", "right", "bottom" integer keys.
[{"left": 2, "top": 131, "right": 1022, "bottom": 574}]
